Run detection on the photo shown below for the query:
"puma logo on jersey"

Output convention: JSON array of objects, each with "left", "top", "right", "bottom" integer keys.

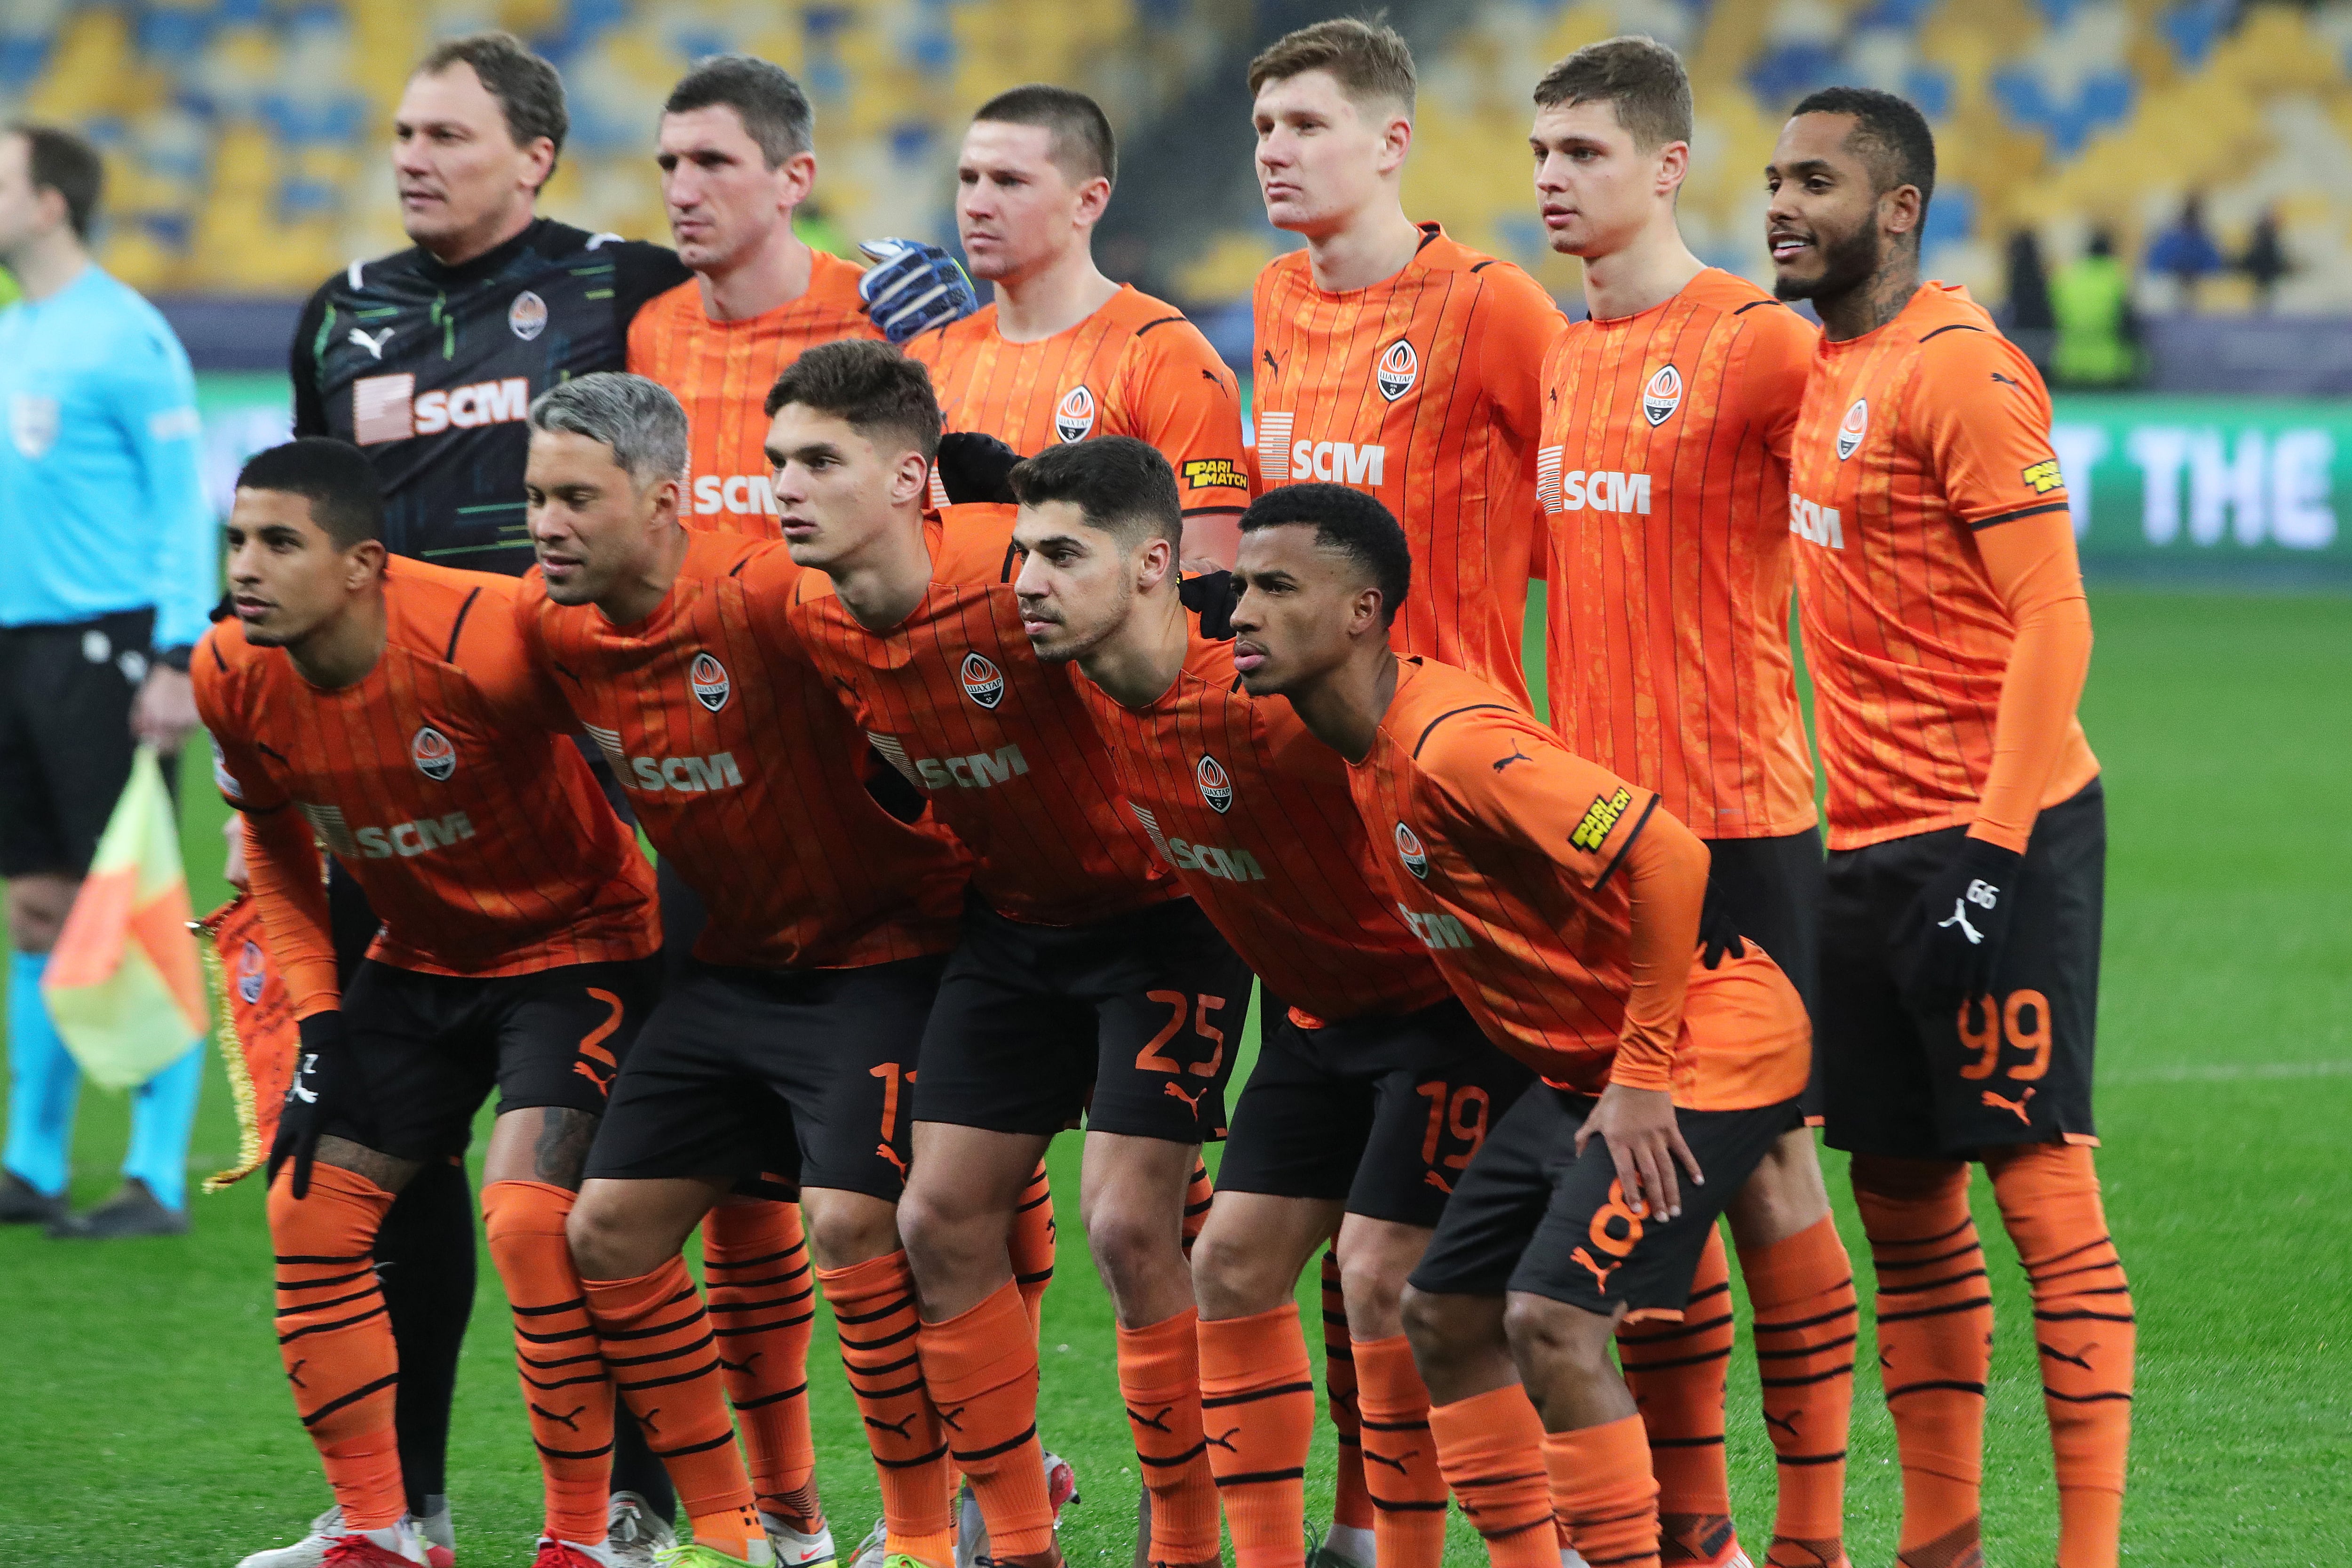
[
  {"left": 871, "top": 732, "right": 1029, "bottom": 791},
  {"left": 351, "top": 374, "right": 530, "bottom": 445},
  {"left": 1131, "top": 804, "right": 1264, "bottom": 883},
  {"left": 1399, "top": 902, "right": 1475, "bottom": 951},
  {"left": 580, "top": 724, "right": 745, "bottom": 795},
  {"left": 691, "top": 474, "right": 779, "bottom": 516},
  {"left": 1789, "top": 494, "right": 1845, "bottom": 549},
  {"left": 1535, "top": 459, "right": 1651, "bottom": 517},
  {"left": 347, "top": 326, "right": 396, "bottom": 359},
  {"left": 300, "top": 801, "right": 477, "bottom": 861}
]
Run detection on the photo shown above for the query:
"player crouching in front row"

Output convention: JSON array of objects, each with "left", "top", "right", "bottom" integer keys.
[{"left": 1226, "top": 483, "right": 1859, "bottom": 1568}]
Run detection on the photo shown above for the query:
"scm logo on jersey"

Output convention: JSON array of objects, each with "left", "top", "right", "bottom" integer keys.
[
  {"left": 1376, "top": 339, "right": 1419, "bottom": 402},
  {"left": 1395, "top": 821, "right": 1429, "bottom": 879},
  {"left": 1641, "top": 364, "right": 1683, "bottom": 426},
  {"left": 960, "top": 652, "right": 1006, "bottom": 710},
  {"left": 1836, "top": 398, "right": 1869, "bottom": 460},
  {"left": 411, "top": 725, "right": 456, "bottom": 781},
  {"left": 1196, "top": 755, "right": 1233, "bottom": 814},
  {"left": 352, "top": 374, "right": 531, "bottom": 445},
  {"left": 1054, "top": 384, "right": 1097, "bottom": 442},
  {"left": 690, "top": 653, "right": 730, "bottom": 712}
]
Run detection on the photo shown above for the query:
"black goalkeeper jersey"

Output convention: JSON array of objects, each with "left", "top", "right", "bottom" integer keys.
[{"left": 291, "top": 217, "right": 690, "bottom": 574}]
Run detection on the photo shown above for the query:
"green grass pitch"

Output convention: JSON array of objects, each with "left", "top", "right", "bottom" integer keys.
[{"left": 2, "top": 588, "right": 2346, "bottom": 1566}]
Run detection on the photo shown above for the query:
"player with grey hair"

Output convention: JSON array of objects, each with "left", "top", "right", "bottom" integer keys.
[
  {"left": 528, "top": 374, "right": 691, "bottom": 497},
  {"left": 522, "top": 372, "right": 693, "bottom": 612}
]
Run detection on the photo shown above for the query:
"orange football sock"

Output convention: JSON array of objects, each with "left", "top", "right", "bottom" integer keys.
[
  {"left": 1182, "top": 1156, "right": 1213, "bottom": 1257},
  {"left": 1353, "top": 1335, "right": 1448, "bottom": 1567},
  {"left": 1118, "top": 1308, "right": 1220, "bottom": 1564},
  {"left": 1741, "top": 1215, "right": 1857, "bottom": 1567},
  {"left": 270, "top": 1166, "right": 403, "bottom": 1530},
  {"left": 1989, "top": 1143, "right": 2134, "bottom": 1568},
  {"left": 482, "top": 1180, "right": 612, "bottom": 1544},
  {"left": 1620, "top": 1222, "right": 1734, "bottom": 1561},
  {"left": 704, "top": 1200, "right": 820, "bottom": 1526},
  {"left": 917, "top": 1281, "right": 1055, "bottom": 1559},
  {"left": 580, "top": 1256, "right": 759, "bottom": 1557},
  {"left": 1011, "top": 1162, "right": 1056, "bottom": 1340},
  {"left": 1428, "top": 1384, "right": 1556, "bottom": 1567},
  {"left": 1852, "top": 1157, "right": 1990, "bottom": 1566},
  {"left": 1544, "top": 1414, "right": 1661, "bottom": 1568},
  {"left": 1197, "top": 1304, "right": 1315, "bottom": 1568},
  {"left": 820, "top": 1250, "right": 955, "bottom": 1562},
  {"left": 1319, "top": 1250, "right": 1373, "bottom": 1533}
]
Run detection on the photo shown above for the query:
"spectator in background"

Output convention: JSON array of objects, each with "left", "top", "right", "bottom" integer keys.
[
  {"left": 2004, "top": 228, "right": 2055, "bottom": 373},
  {"left": 2145, "top": 192, "right": 2222, "bottom": 307},
  {"left": 0, "top": 123, "right": 213, "bottom": 1239},
  {"left": 2241, "top": 203, "right": 2288, "bottom": 310},
  {"left": 2052, "top": 229, "right": 2140, "bottom": 389}
]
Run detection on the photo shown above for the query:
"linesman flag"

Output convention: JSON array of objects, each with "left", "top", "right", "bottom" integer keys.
[{"left": 42, "top": 746, "right": 209, "bottom": 1090}]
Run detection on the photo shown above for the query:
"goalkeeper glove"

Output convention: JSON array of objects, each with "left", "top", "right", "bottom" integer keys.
[
  {"left": 1893, "top": 834, "right": 2024, "bottom": 1013},
  {"left": 269, "top": 1011, "right": 351, "bottom": 1200},
  {"left": 934, "top": 432, "right": 1024, "bottom": 506},
  {"left": 858, "top": 238, "right": 980, "bottom": 343}
]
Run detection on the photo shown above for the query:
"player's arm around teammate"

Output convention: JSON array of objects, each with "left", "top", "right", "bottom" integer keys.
[
  {"left": 196, "top": 440, "right": 670, "bottom": 1568},
  {"left": 1227, "top": 485, "right": 1837, "bottom": 1568},
  {"left": 1768, "top": 93, "right": 2132, "bottom": 1568}
]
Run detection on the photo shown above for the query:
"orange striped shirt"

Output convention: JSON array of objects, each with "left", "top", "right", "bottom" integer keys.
[
  {"left": 1075, "top": 622, "right": 1449, "bottom": 1022},
  {"left": 1350, "top": 657, "right": 1808, "bottom": 1106},
  {"left": 907, "top": 284, "right": 1249, "bottom": 515},
  {"left": 1787, "top": 283, "right": 2098, "bottom": 850},
  {"left": 1251, "top": 226, "right": 1566, "bottom": 708},
  {"left": 1540, "top": 269, "right": 1817, "bottom": 839},
  {"left": 194, "top": 560, "right": 659, "bottom": 1012},
  {"left": 515, "top": 532, "right": 971, "bottom": 971},
  {"left": 628, "top": 253, "right": 882, "bottom": 536},
  {"left": 785, "top": 505, "right": 1182, "bottom": 926}
]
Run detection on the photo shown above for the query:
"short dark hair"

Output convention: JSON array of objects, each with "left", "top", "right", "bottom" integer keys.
[
  {"left": 1239, "top": 483, "right": 1411, "bottom": 627},
  {"left": 1790, "top": 86, "right": 1935, "bottom": 218},
  {"left": 237, "top": 438, "right": 385, "bottom": 550},
  {"left": 1007, "top": 437, "right": 1181, "bottom": 551},
  {"left": 665, "top": 53, "right": 814, "bottom": 168},
  {"left": 417, "top": 32, "right": 568, "bottom": 190},
  {"left": 7, "top": 123, "right": 103, "bottom": 242},
  {"left": 973, "top": 84, "right": 1116, "bottom": 188},
  {"left": 1533, "top": 36, "right": 1692, "bottom": 151},
  {"left": 1248, "top": 17, "right": 1416, "bottom": 119},
  {"left": 765, "top": 340, "right": 941, "bottom": 462}
]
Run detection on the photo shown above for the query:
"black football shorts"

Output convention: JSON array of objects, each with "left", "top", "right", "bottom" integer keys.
[
  {"left": 0, "top": 609, "right": 170, "bottom": 878},
  {"left": 912, "top": 893, "right": 1253, "bottom": 1143},
  {"left": 1216, "top": 996, "right": 1534, "bottom": 1228},
  {"left": 584, "top": 953, "right": 946, "bottom": 1201},
  {"left": 1819, "top": 780, "right": 2104, "bottom": 1158},
  {"left": 327, "top": 955, "right": 663, "bottom": 1162},
  {"left": 1407, "top": 1083, "right": 1797, "bottom": 1321},
  {"left": 1703, "top": 827, "right": 1826, "bottom": 1118}
]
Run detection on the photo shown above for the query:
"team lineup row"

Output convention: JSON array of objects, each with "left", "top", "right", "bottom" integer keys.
[{"left": 203, "top": 16, "right": 2130, "bottom": 1568}]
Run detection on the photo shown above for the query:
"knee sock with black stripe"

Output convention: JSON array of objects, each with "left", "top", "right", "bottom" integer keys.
[
  {"left": 1619, "top": 1225, "right": 1735, "bottom": 1564},
  {"left": 1427, "top": 1383, "right": 1556, "bottom": 1568},
  {"left": 1852, "top": 1157, "right": 1990, "bottom": 1568},
  {"left": 819, "top": 1250, "right": 956, "bottom": 1563},
  {"left": 1118, "top": 1307, "right": 1220, "bottom": 1565},
  {"left": 1196, "top": 1304, "right": 1316, "bottom": 1568},
  {"left": 1353, "top": 1334, "right": 1448, "bottom": 1567},
  {"left": 1545, "top": 1414, "right": 1662, "bottom": 1568},
  {"left": 916, "top": 1280, "right": 1056, "bottom": 1560},
  {"left": 483, "top": 1180, "right": 612, "bottom": 1544},
  {"left": 1740, "top": 1215, "right": 1857, "bottom": 1568},
  {"left": 1319, "top": 1250, "right": 1374, "bottom": 1538},
  {"left": 704, "top": 1200, "right": 821, "bottom": 1529},
  {"left": 1011, "top": 1162, "right": 1056, "bottom": 1339},
  {"left": 1988, "top": 1143, "right": 2134, "bottom": 1568},
  {"left": 270, "top": 1166, "right": 404, "bottom": 1531},
  {"left": 580, "top": 1256, "right": 762, "bottom": 1559}
]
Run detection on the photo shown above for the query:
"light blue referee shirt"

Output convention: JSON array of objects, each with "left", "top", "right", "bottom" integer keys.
[{"left": 0, "top": 264, "right": 213, "bottom": 650}]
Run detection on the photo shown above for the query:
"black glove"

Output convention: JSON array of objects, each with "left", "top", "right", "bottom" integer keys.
[
  {"left": 1179, "top": 569, "right": 1239, "bottom": 641},
  {"left": 1893, "top": 835, "right": 2025, "bottom": 1013},
  {"left": 270, "top": 1011, "right": 351, "bottom": 1199},
  {"left": 933, "top": 432, "right": 1023, "bottom": 506},
  {"left": 1698, "top": 872, "right": 1746, "bottom": 970}
]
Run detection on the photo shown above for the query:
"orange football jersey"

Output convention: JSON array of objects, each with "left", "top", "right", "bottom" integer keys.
[
  {"left": 194, "top": 560, "right": 660, "bottom": 1016},
  {"left": 1075, "top": 623, "right": 1450, "bottom": 1022},
  {"left": 1787, "top": 283, "right": 2098, "bottom": 851},
  {"left": 628, "top": 253, "right": 882, "bottom": 536},
  {"left": 1251, "top": 226, "right": 1566, "bottom": 708},
  {"left": 1350, "top": 656, "right": 1808, "bottom": 1107},
  {"left": 906, "top": 284, "right": 1250, "bottom": 517},
  {"left": 784, "top": 505, "right": 1182, "bottom": 927},
  {"left": 515, "top": 531, "right": 971, "bottom": 970},
  {"left": 1540, "top": 268, "right": 1817, "bottom": 839}
]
